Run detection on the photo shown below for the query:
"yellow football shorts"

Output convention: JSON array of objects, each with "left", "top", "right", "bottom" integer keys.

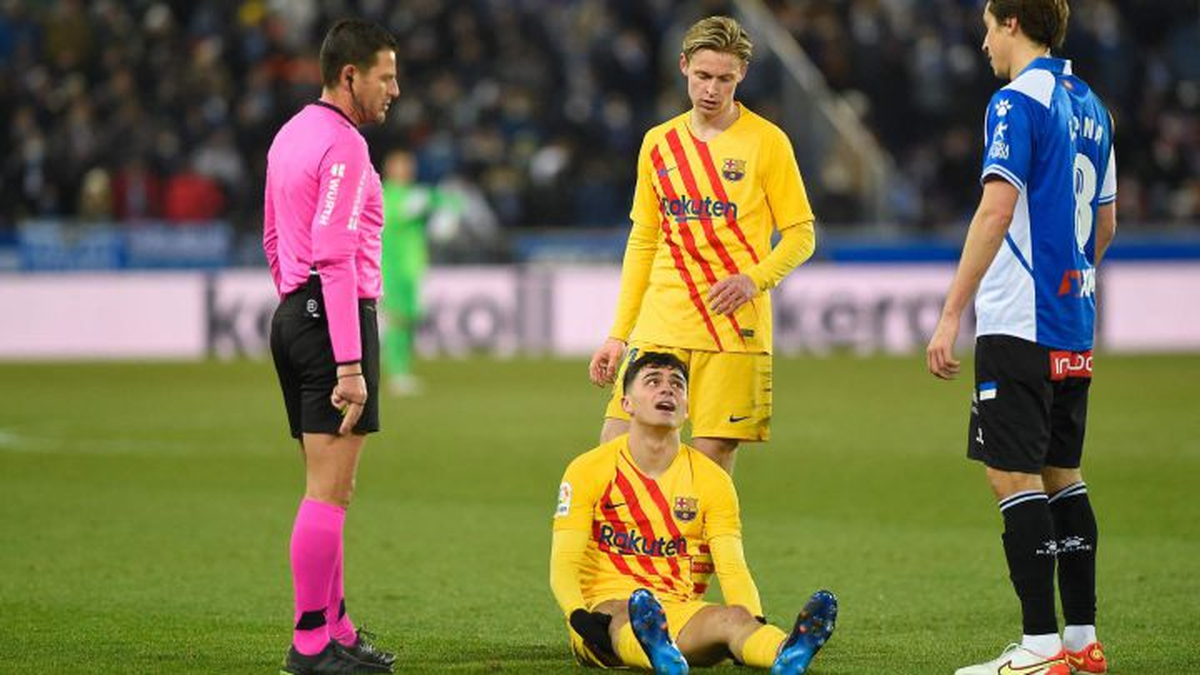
[
  {"left": 604, "top": 342, "right": 771, "bottom": 442},
  {"left": 569, "top": 598, "right": 714, "bottom": 668}
]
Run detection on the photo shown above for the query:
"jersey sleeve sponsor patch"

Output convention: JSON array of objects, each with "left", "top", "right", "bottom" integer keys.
[
  {"left": 981, "top": 93, "right": 1033, "bottom": 190},
  {"left": 555, "top": 481, "right": 572, "bottom": 518}
]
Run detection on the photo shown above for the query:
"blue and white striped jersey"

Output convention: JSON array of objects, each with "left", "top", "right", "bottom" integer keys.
[{"left": 977, "top": 57, "right": 1116, "bottom": 351}]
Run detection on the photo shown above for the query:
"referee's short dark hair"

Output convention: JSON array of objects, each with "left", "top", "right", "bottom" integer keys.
[
  {"left": 986, "top": 0, "right": 1069, "bottom": 50},
  {"left": 623, "top": 352, "right": 689, "bottom": 393},
  {"left": 319, "top": 18, "right": 398, "bottom": 88}
]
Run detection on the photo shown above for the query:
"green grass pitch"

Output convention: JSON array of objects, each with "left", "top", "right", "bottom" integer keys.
[{"left": 1, "top": 354, "right": 1197, "bottom": 673}]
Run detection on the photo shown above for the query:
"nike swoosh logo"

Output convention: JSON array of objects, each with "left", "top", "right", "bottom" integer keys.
[
  {"left": 602, "top": 501, "right": 625, "bottom": 511},
  {"left": 998, "top": 658, "right": 1065, "bottom": 675},
  {"left": 728, "top": 415, "right": 750, "bottom": 423},
  {"left": 1065, "top": 654, "right": 1086, "bottom": 667}
]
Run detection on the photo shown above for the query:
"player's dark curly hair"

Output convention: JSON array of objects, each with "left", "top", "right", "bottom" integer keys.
[
  {"left": 986, "top": 0, "right": 1070, "bottom": 50},
  {"left": 319, "top": 18, "right": 398, "bottom": 88},
  {"left": 622, "top": 351, "right": 689, "bottom": 393}
]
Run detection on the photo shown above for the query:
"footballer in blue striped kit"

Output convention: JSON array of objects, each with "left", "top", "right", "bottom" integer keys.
[{"left": 926, "top": 1, "right": 1115, "bottom": 674}]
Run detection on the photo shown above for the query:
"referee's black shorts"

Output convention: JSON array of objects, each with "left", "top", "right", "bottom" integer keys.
[
  {"left": 967, "top": 335, "right": 1092, "bottom": 473},
  {"left": 269, "top": 275, "right": 380, "bottom": 439}
]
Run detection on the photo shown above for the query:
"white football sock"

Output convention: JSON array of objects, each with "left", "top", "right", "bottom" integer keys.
[
  {"left": 1063, "top": 625, "right": 1098, "bottom": 651},
  {"left": 1022, "top": 633, "right": 1063, "bottom": 656}
]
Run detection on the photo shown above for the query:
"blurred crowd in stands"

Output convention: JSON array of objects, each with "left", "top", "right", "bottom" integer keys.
[{"left": 1, "top": 0, "right": 1196, "bottom": 238}]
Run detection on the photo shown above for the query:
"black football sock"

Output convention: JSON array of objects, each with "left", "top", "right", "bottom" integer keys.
[
  {"left": 1049, "top": 482, "right": 1098, "bottom": 627},
  {"left": 999, "top": 490, "right": 1059, "bottom": 637}
]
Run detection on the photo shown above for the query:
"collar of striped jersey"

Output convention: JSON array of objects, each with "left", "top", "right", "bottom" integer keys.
[{"left": 1021, "top": 56, "right": 1072, "bottom": 77}]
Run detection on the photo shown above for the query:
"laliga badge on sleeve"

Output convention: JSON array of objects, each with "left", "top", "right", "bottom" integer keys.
[{"left": 555, "top": 482, "right": 572, "bottom": 517}]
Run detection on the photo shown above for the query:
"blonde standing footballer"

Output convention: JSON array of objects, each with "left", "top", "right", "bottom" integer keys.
[{"left": 588, "top": 16, "right": 817, "bottom": 475}]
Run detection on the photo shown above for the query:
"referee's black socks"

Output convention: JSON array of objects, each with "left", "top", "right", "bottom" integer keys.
[
  {"left": 999, "top": 490, "right": 1058, "bottom": 637},
  {"left": 1049, "top": 481, "right": 1098, "bottom": 626}
]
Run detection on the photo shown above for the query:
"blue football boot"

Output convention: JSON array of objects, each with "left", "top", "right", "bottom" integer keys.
[
  {"left": 771, "top": 589, "right": 838, "bottom": 675},
  {"left": 628, "top": 588, "right": 688, "bottom": 674}
]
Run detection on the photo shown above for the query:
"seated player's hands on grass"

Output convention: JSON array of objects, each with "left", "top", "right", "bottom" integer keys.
[
  {"left": 707, "top": 273, "right": 757, "bottom": 316},
  {"left": 332, "top": 363, "right": 368, "bottom": 434},
  {"left": 589, "top": 337, "right": 626, "bottom": 387},
  {"left": 926, "top": 315, "right": 961, "bottom": 380}
]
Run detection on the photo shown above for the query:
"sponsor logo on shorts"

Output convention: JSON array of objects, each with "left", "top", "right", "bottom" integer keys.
[
  {"left": 728, "top": 415, "right": 751, "bottom": 423},
  {"left": 597, "top": 524, "right": 687, "bottom": 557},
  {"left": 1049, "top": 350, "right": 1093, "bottom": 380},
  {"left": 673, "top": 496, "right": 698, "bottom": 522},
  {"left": 978, "top": 381, "right": 998, "bottom": 401}
]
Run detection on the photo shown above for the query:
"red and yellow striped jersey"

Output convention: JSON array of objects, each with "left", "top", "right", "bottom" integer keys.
[
  {"left": 622, "top": 103, "right": 814, "bottom": 354},
  {"left": 552, "top": 435, "right": 741, "bottom": 606}
]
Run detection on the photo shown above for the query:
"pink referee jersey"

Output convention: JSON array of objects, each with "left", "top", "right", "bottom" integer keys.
[{"left": 263, "top": 101, "right": 384, "bottom": 363}]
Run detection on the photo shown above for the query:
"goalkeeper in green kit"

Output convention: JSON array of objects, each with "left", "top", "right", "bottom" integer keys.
[{"left": 380, "top": 149, "right": 459, "bottom": 395}]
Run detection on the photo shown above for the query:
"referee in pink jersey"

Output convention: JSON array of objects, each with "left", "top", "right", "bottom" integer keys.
[{"left": 263, "top": 19, "right": 398, "bottom": 675}]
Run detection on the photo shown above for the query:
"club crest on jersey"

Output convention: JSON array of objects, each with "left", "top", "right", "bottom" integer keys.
[
  {"left": 673, "top": 496, "right": 698, "bottom": 522},
  {"left": 721, "top": 158, "right": 746, "bottom": 182}
]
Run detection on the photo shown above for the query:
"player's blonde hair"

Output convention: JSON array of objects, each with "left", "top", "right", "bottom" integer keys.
[{"left": 681, "top": 16, "right": 753, "bottom": 64}]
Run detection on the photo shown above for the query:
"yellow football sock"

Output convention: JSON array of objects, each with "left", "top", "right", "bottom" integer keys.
[
  {"left": 615, "top": 622, "right": 653, "bottom": 669},
  {"left": 739, "top": 624, "right": 788, "bottom": 668}
]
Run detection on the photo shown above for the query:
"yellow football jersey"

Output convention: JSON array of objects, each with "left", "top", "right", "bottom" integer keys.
[
  {"left": 622, "top": 103, "right": 814, "bottom": 354},
  {"left": 552, "top": 435, "right": 742, "bottom": 606}
]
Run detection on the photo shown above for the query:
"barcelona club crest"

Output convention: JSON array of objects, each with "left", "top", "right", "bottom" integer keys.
[
  {"left": 721, "top": 158, "right": 746, "bottom": 181},
  {"left": 673, "top": 496, "right": 699, "bottom": 522}
]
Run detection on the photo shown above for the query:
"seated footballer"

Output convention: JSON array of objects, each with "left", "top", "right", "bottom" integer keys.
[{"left": 549, "top": 351, "right": 837, "bottom": 674}]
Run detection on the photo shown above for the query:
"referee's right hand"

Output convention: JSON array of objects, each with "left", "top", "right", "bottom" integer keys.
[{"left": 332, "top": 363, "right": 367, "bottom": 434}]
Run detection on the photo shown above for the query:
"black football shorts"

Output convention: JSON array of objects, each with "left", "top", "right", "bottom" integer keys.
[
  {"left": 269, "top": 275, "right": 380, "bottom": 439},
  {"left": 967, "top": 335, "right": 1092, "bottom": 473}
]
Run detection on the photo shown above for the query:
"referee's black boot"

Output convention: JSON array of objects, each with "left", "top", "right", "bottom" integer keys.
[
  {"left": 337, "top": 628, "right": 396, "bottom": 669},
  {"left": 280, "top": 642, "right": 393, "bottom": 674}
]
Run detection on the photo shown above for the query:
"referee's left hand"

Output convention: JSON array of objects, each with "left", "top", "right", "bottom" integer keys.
[
  {"left": 332, "top": 365, "right": 367, "bottom": 434},
  {"left": 708, "top": 273, "right": 757, "bottom": 316}
]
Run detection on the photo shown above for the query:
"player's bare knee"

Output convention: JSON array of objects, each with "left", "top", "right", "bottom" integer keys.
[
  {"left": 693, "top": 438, "right": 739, "bottom": 472},
  {"left": 721, "top": 605, "right": 754, "bottom": 631},
  {"left": 985, "top": 466, "right": 1044, "bottom": 500},
  {"left": 339, "top": 477, "right": 356, "bottom": 506},
  {"left": 1042, "top": 466, "right": 1083, "bottom": 494}
]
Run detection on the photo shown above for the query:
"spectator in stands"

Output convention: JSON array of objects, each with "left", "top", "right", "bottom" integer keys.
[{"left": 0, "top": 0, "right": 1196, "bottom": 235}]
